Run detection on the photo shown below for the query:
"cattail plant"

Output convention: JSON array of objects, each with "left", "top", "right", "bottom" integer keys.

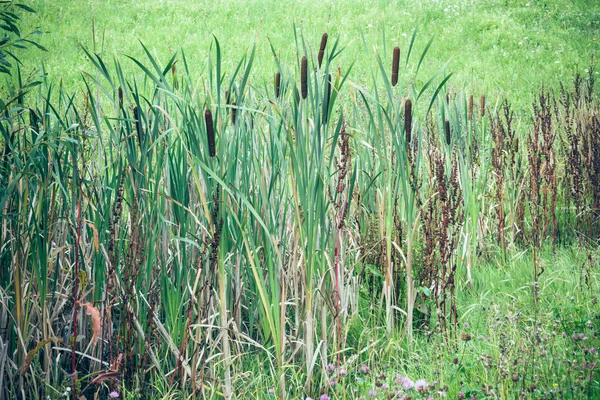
[
  {"left": 445, "top": 119, "right": 451, "bottom": 145},
  {"left": 275, "top": 71, "right": 281, "bottom": 98},
  {"left": 391, "top": 46, "right": 400, "bottom": 87},
  {"left": 205, "top": 108, "right": 216, "bottom": 157},
  {"left": 480, "top": 94, "right": 486, "bottom": 117},
  {"left": 405, "top": 99, "right": 412, "bottom": 146},
  {"left": 318, "top": 33, "right": 328, "bottom": 68},
  {"left": 301, "top": 56, "right": 308, "bottom": 99},
  {"left": 468, "top": 95, "right": 473, "bottom": 121},
  {"left": 231, "top": 101, "right": 237, "bottom": 125}
]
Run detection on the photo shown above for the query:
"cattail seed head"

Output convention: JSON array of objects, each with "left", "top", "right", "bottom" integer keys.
[
  {"left": 133, "top": 106, "right": 143, "bottom": 145},
  {"left": 480, "top": 94, "right": 486, "bottom": 117},
  {"left": 275, "top": 71, "right": 281, "bottom": 98},
  {"left": 118, "top": 87, "right": 123, "bottom": 109},
  {"left": 231, "top": 101, "right": 237, "bottom": 125},
  {"left": 172, "top": 62, "right": 178, "bottom": 90},
  {"left": 468, "top": 95, "right": 473, "bottom": 121},
  {"left": 318, "top": 33, "right": 328, "bottom": 69},
  {"left": 445, "top": 119, "right": 451, "bottom": 145},
  {"left": 205, "top": 109, "right": 215, "bottom": 158},
  {"left": 225, "top": 90, "right": 230, "bottom": 105},
  {"left": 301, "top": 56, "right": 308, "bottom": 99},
  {"left": 405, "top": 99, "right": 412, "bottom": 145},
  {"left": 391, "top": 46, "right": 400, "bottom": 87}
]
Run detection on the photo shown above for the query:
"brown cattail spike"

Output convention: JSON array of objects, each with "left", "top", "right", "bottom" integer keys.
[
  {"left": 133, "top": 106, "right": 142, "bottom": 145},
  {"left": 468, "top": 95, "right": 473, "bottom": 121},
  {"left": 275, "top": 72, "right": 281, "bottom": 98},
  {"left": 318, "top": 33, "right": 328, "bottom": 69},
  {"left": 480, "top": 94, "right": 486, "bottom": 117},
  {"left": 301, "top": 56, "right": 308, "bottom": 99},
  {"left": 225, "top": 90, "right": 230, "bottom": 105},
  {"left": 445, "top": 119, "right": 451, "bottom": 145},
  {"left": 391, "top": 46, "right": 400, "bottom": 87},
  {"left": 231, "top": 102, "right": 237, "bottom": 125},
  {"left": 405, "top": 99, "right": 412, "bottom": 145},
  {"left": 118, "top": 87, "right": 123, "bottom": 109},
  {"left": 205, "top": 109, "right": 215, "bottom": 158}
]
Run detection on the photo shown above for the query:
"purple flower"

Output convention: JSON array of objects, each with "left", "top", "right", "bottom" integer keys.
[
  {"left": 541, "top": 349, "right": 547, "bottom": 356},
  {"left": 327, "top": 363, "right": 335, "bottom": 373},
  {"left": 109, "top": 392, "right": 119, "bottom": 399},
  {"left": 320, "top": 395, "right": 330, "bottom": 400},
  {"left": 580, "top": 333, "right": 586, "bottom": 340},
  {"left": 381, "top": 383, "right": 389, "bottom": 390},
  {"left": 368, "top": 389, "right": 377, "bottom": 397},
  {"left": 438, "top": 391, "right": 447, "bottom": 397},
  {"left": 329, "top": 380, "right": 337, "bottom": 388},
  {"left": 400, "top": 376, "right": 414, "bottom": 389},
  {"left": 339, "top": 367, "right": 348, "bottom": 377},
  {"left": 268, "top": 387, "right": 276, "bottom": 395},
  {"left": 463, "top": 322, "right": 469, "bottom": 328},
  {"left": 414, "top": 379, "right": 428, "bottom": 393},
  {"left": 458, "top": 391, "right": 466, "bottom": 399},
  {"left": 360, "top": 365, "right": 370, "bottom": 374},
  {"left": 590, "top": 348, "right": 597, "bottom": 355}
]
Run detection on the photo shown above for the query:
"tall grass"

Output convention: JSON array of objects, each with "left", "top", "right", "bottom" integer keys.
[{"left": 1, "top": 25, "right": 599, "bottom": 400}]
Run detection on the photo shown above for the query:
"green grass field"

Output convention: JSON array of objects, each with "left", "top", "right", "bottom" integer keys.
[
  {"left": 1, "top": 1, "right": 600, "bottom": 399},
  {"left": 21, "top": 0, "right": 600, "bottom": 108}
]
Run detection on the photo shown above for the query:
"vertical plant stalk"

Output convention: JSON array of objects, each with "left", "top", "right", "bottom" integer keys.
[
  {"left": 391, "top": 46, "right": 400, "bottom": 87},
  {"left": 231, "top": 102, "right": 237, "bottom": 125},
  {"left": 301, "top": 56, "right": 308, "bottom": 99},
  {"left": 71, "top": 198, "right": 82, "bottom": 397},
  {"left": 318, "top": 33, "right": 328, "bottom": 69}
]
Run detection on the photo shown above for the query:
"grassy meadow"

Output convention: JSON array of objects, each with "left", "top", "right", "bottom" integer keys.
[{"left": 0, "top": 0, "right": 599, "bottom": 399}]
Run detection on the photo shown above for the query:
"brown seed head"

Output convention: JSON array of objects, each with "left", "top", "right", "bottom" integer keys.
[
  {"left": 480, "top": 94, "right": 486, "bottom": 117},
  {"left": 301, "top": 56, "right": 308, "bottom": 99},
  {"left": 118, "top": 87, "right": 123, "bottom": 109},
  {"left": 133, "top": 106, "right": 142, "bottom": 145},
  {"left": 231, "top": 102, "right": 237, "bottom": 125},
  {"left": 405, "top": 99, "right": 412, "bottom": 145},
  {"left": 275, "top": 71, "right": 281, "bottom": 98},
  {"left": 468, "top": 95, "right": 473, "bottom": 121},
  {"left": 205, "top": 109, "right": 215, "bottom": 158},
  {"left": 445, "top": 119, "right": 451, "bottom": 145},
  {"left": 318, "top": 33, "right": 328, "bottom": 69},
  {"left": 391, "top": 46, "right": 400, "bottom": 87}
]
